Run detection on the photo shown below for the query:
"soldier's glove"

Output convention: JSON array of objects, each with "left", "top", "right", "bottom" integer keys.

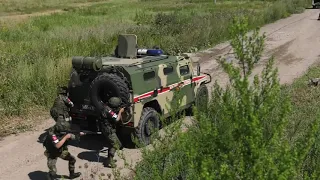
[{"left": 70, "top": 134, "right": 76, "bottom": 140}]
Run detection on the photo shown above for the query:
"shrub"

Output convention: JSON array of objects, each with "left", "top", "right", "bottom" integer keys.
[{"left": 132, "top": 17, "right": 320, "bottom": 180}]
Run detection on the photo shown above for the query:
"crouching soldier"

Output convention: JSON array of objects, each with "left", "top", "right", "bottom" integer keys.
[
  {"left": 100, "top": 97, "right": 125, "bottom": 168},
  {"left": 43, "top": 119, "right": 84, "bottom": 180},
  {"left": 50, "top": 86, "right": 74, "bottom": 123}
]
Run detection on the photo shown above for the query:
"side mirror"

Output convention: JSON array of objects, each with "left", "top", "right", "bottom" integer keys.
[{"left": 197, "top": 63, "right": 200, "bottom": 76}]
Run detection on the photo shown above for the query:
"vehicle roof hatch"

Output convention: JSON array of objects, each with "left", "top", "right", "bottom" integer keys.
[{"left": 117, "top": 34, "right": 138, "bottom": 59}]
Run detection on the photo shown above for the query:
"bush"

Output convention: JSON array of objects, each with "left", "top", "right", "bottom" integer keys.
[{"left": 131, "top": 17, "right": 320, "bottom": 180}]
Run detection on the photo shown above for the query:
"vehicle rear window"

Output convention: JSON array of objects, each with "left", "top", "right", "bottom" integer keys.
[
  {"left": 143, "top": 71, "right": 155, "bottom": 80},
  {"left": 163, "top": 66, "right": 173, "bottom": 75},
  {"left": 179, "top": 65, "right": 190, "bottom": 75}
]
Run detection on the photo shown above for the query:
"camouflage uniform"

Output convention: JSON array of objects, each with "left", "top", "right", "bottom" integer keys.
[
  {"left": 43, "top": 120, "right": 81, "bottom": 180},
  {"left": 100, "top": 97, "right": 124, "bottom": 168},
  {"left": 50, "top": 86, "right": 74, "bottom": 122}
]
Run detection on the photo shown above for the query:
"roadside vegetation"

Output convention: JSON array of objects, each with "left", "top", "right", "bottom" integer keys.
[
  {"left": 112, "top": 16, "right": 320, "bottom": 180},
  {"left": 0, "top": 0, "right": 108, "bottom": 15}
]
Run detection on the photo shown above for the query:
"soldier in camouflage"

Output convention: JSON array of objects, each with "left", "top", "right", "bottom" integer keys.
[
  {"left": 100, "top": 97, "right": 125, "bottom": 168},
  {"left": 50, "top": 86, "right": 74, "bottom": 123},
  {"left": 43, "top": 119, "right": 84, "bottom": 180}
]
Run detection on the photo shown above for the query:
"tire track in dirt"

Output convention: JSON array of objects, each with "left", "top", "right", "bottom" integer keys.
[{"left": 0, "top": 9, "right": 320, "bottom": 180}]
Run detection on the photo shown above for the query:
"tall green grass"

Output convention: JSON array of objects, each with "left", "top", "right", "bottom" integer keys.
[
  {"left": 0, "top": 0, "right": 310, "bottom": 131},
  {"left": 0, "top": 0, "right": 109, "bottom": 15}
]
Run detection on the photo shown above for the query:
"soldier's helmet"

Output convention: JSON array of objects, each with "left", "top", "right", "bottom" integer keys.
[
  {"left": 57, "top": 86, "right": 68, "bottom": 95},
  {"left": 108, "top": 97, "right": 122, "bottom": 108}
]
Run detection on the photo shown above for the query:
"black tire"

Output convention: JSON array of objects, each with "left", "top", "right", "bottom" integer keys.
[
  {"left": 135, "top": 107, "right": 160, "bottom": 147},
  {"left": 195, "top": 84, "right": 209, "bottom": 112},
  {"left": 90, "top": 73, "right": 130, "bottom": 111}
]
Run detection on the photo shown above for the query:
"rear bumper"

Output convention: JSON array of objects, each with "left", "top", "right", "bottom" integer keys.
[
  {"left": 69, "top": 107, "right": 100, "bottom": 131},
  {"left": 69, "top": 105, "right": 98, "bottom": 121},
  {"left": 69, "top": 107, "right": 135, "bottom": 128}
]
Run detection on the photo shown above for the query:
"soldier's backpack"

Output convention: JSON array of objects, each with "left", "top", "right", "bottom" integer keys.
[{"left": 42, "top": 131, "right": 49, "bottom": 148}]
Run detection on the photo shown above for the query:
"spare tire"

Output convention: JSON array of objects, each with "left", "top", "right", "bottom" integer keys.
[{"left": 90, "top": 73, "right": 130, "bottom": 111}]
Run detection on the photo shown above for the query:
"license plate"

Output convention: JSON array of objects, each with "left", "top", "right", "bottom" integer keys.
[{"left": 81, "top": 104, "right": 95, "bottom": 111}]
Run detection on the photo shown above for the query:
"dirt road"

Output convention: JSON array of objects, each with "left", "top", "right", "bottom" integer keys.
[{"left": 0, "top": 8, "right": 320, "bottom": 180}]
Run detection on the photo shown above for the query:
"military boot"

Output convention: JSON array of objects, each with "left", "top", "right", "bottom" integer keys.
[
  {"left": 47, "top": 173, "right": 58, "bottom": 180},
  {"left": 69, "top": 170, "right": 81, "bottom": 179},
  {"left": 103, "top": 156, "right": 117, "bottom": 168}
]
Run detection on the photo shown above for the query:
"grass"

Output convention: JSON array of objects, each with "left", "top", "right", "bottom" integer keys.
[
  {"left": 284, "top": 64, "right": 320, "bottom": 150},
  {"left": 0, "top": 109, "right": 49, "bottom": 138},
  {"left": 0, "top": 0, "right": 110, "bottom": 15},
  {"left": 0, "top": 0, "right": 311, "bottom": 136}
]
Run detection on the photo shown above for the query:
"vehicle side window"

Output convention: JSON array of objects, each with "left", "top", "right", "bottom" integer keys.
[
  {"left": 179, "top": 65, "right": 190, "bottom": 76},
  {"left": 163, "top": 66, "right": 173, "bottom": 75},
  {"left": 143, "top": 71, "right": 155, "bottom": 81}
]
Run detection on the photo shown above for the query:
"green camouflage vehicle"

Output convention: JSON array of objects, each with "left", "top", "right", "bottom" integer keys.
[{"left": 68, "top": 34, "right": 211, "bottom": 146}]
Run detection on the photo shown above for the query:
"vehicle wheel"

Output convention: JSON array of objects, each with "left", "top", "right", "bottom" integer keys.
[
  {"left": 90, "top": 73, "right": 130, "bottom": 111},
  {"left": 135, "top": 107, "right": 160, "bottom": 147},
  {"left": 195, "top": 84, "right": 209, "bottom": 112}
]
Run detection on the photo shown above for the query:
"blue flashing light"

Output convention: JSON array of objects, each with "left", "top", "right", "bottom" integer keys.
[{"left": 137, "top": 49, "right": 163, "bottom": 56}]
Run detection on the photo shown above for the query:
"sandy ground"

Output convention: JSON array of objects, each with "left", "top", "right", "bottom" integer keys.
[{"left": 0, "top": 8, "right": 320, "bottom": 180}]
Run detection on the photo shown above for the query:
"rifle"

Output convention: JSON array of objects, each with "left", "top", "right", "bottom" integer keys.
[
  {"left": 60, "top": 130, "right": 102, "bottom": 142},
  {"left": 60, "top": 130, "right": 102, "bottom": 135}
]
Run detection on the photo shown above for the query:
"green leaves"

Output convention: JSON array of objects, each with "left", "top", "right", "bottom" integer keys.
[
  {"left": 132, "top": 15, "right": 319, "bottom": 180},
  {"left": 228, "top": 17, "right": 266, "bottom": 77},
  {"left": 209, "top": 17, "right": 297, "bottom": 179}
]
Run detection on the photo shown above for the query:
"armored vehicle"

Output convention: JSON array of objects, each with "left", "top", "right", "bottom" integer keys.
[{"left": 68, "top": 34, "right": 211, "bottom": 146}]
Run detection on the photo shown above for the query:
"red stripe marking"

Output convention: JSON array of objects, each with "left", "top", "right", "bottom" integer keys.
[
  {"left": 191, "top": 76, "right": 205, "bottom": 82},
  {"left": 133, "top": 75, "right": 206, "bottom": 103}
]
